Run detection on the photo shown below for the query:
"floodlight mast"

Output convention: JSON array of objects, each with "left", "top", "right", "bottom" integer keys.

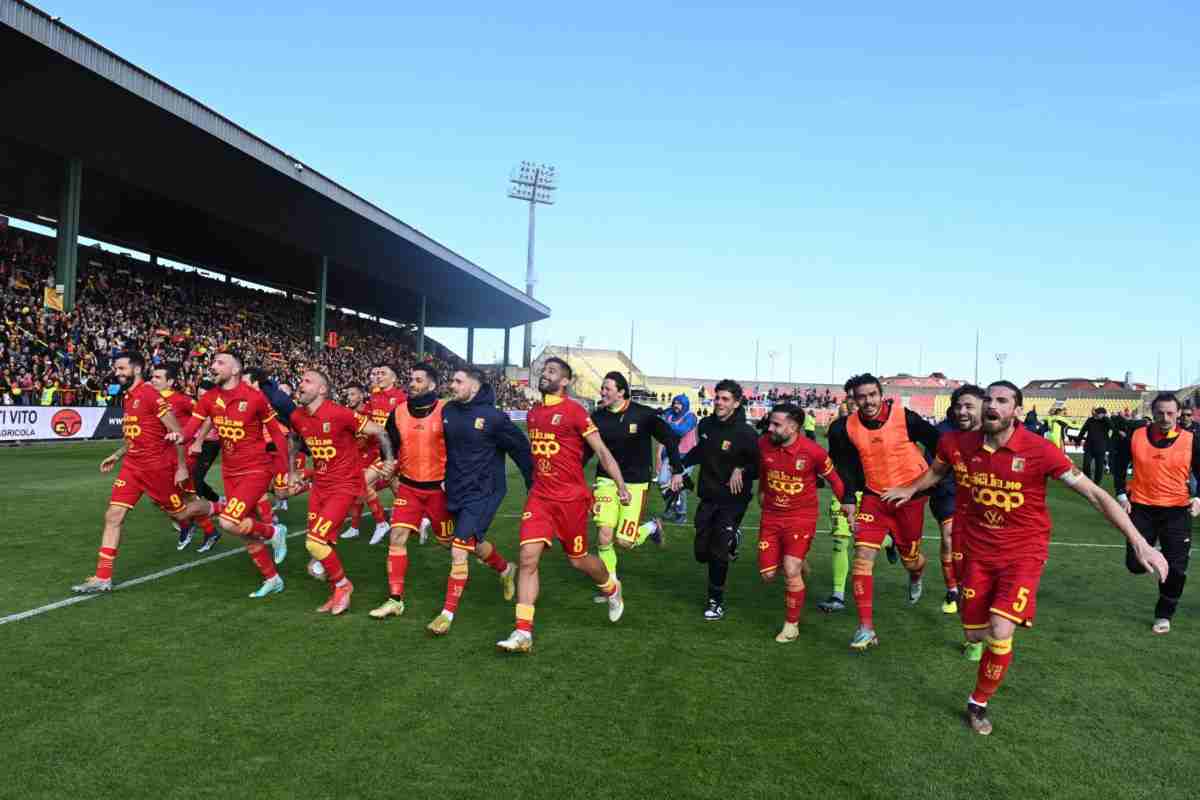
[{"left": 507, "top": 161, "right": 558, "bottom": 368}]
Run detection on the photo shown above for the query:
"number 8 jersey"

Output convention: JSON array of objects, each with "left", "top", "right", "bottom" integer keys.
[{"left": 526, "top": 395, "right": 597, "bottom": 504}]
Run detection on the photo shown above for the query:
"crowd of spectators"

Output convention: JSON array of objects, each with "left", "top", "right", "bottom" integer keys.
[{"left": 1, "top": 227, "right": 526, "bottom": 408}]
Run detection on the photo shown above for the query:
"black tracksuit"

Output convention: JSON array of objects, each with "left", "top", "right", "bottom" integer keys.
[
  {"left": 1077, "top": 416, "right": 1112, "bottom": 484},
  {"left": 1111, "top": 426, "right": 1200, "bottom": 620},
  {"left": 682, "top": 405, "right": 758, "bottom": 605}
]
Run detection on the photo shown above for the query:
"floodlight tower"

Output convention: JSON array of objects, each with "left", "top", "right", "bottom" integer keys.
[
  {"left": 995, "top": 352, "right": 1008, "bottom": 380},
  {"left": 508, "top": 161, "right": 558, "bottom": 368}
]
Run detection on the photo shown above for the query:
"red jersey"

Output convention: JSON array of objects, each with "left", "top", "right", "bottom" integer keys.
[
  {"left": 289, "top": 400, "right": 370, "bottom": 493},
  {"left": 527, "top": 395, "right": 597, "bottom": 504},
  {"left": 161, "top": 390, "right": 194, "bottom": 441},
  {"left": 757, "top": 434, "right": 843, "bottom": 518},
  {"left": 365, "top": 387, "right": 407, "bottom": 459},
  {"left": 122, "top": 380, "right": 173, "bottom": 469},
  {"left": 935, "top": 426, "right": 1073, "bottom": 563},
  {"left": 192, "top": 383, "right": 281, "bottom": 477}
]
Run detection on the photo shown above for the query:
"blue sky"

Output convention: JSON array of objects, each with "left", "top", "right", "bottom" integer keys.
[{"left": 23, "top": 2, "right": 1200, "bottom": 387}]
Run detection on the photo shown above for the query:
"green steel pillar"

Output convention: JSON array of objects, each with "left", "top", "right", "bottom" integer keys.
[
  {"left": 313, "top": 256, "right": 328, "bottom": 349},
  {"left": 54, "top": 158, "right": 82, "bottom": 311},
  {"left": 503, "top": 328, "right": 511, "bottom": 369},
  {"left": 467, "top": 327, "right": 475, "bottom": 365}
]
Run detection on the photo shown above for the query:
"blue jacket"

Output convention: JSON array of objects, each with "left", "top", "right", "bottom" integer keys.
[
  {"left": 442, "top": 383, "right": 533, "bottom": 510},
  {"left": 259, "top": 379, "right": 296, "bottom": 427},
  {"left": 662, "top": 394, "right": 698, "bottom": 438}
]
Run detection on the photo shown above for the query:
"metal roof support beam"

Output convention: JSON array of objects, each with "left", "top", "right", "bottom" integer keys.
[
  {"left": 417, "top": 294, "right": 426, "bottom": 358},
  {"left": 54, "top": 156, "right": 81, "bottom": 311},
  {"left": 503, "top": 328, "right": 511, "bottom": 369},
  {"left": 466, "top": 327, "right": 475, "bottom": 365},
  {"left": 313, "top": 255, "right": 327, "bottom": 350}
]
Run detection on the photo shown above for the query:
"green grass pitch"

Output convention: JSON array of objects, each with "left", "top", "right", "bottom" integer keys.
[{"left": 1, "top": 439, "right": 1196, "bottom": 800}]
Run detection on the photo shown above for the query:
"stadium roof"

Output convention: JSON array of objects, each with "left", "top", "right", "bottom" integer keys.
[{"left": 0, "top": 0, "right": 549, "bottom": 329}]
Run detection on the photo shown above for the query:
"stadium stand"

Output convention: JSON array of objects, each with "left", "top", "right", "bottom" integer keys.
[{"left": 1, "top": 226, "right": 528, "bottom": 408}]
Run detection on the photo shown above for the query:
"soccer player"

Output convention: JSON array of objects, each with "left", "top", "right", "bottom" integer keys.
[
  {"left": 882, "top": 381, "right": 1167, "bottom": 736},
  {"left": 180, "top": 350, "right": 290, "bottom": 598},
  {"left": 681, "top": 379, "right": 759, "bottom": 621},
  {"left": 341, "top": 382, "right": 374, "bottom": 541},
  {"left": 827, "top": 373, "right": 940, "bottom": 651},
  {"left": 817, "top": 388, "right": 863, "bottom": 613},
  {"left": 497, "top": 357, "right": 630, "bottom": 653},
  {"left": 243, "top": 367, "right": 296, "bottom": 519},
  {"left": 590, "top": 372, "right": 684, "bottom": 591},
  {"left": 288, "top": 370, "right": 394, "bottom": 615},
  {"left": 150, "top": 364, "right": 220, "bottom": 551},
  {"left": 426, "top": 367, "right": 532, "bottom": 634},
  {"left": 72, "top": 352, "right": 195, "bottom": 593},
  {"left": 359, "top": 364, "right": 408, "bottom": 542},
  {"left": 757, "top": 404, "right": 845, "bottom": 642},
  {"left": 1111, "top": 392, "right": 1200, "bottom": 634},
  {"left": 189, "top": 379, "right": 225, "bottom": 552},
  {"left": 931, "top": 384, "right": 986, "bottom": 619}
]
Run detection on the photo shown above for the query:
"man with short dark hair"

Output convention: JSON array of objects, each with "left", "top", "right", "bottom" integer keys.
[
  {"left": 682, "top": 378, "right": 759, "bottom": 621},
  {"left": 589, "top": 371, "right": 683, "bottom": 593},
  {"left": 884, "top": 380, "right": 1167, "bottom": 736},
  {"left": 757, "top": 403, "right": 844, "bottom": 641},
  {"left": 1111, "top": 392, "right": 1200, "bottom": 634},
  {"left": 826, "top": 373, "right": 940, "bottom": 650}
]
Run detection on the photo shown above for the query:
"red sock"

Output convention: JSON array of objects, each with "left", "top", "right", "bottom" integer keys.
[
  {"left": 256, "top": 499, "right": 274, "bottom": 525},
  {"left": 351, "top": 502, "right": 363, "bottom": 530},
  {"left": 785, "top": 589, "right": 805, "bottom": 624},
  {"left": 210, "top": 499, "right": 225, "bottom": 517},
  {"left": 96, "top": 546, "right": 118, "bottom": 580},
  {"left": 387, "top": 549, "right": 409, "bottom": 598},
  {"left": 367, "top": 496, "right": 386, "bottom": 525},
  {"left": 481, "top": 547, "right": 509, "bottom": 574},
  {"left": 941, "top": 556, "right": 958, "bottom": 591},
  {"left": 902, "top": 552, "right": 927, "bottom": 581},
  {"left": 195, "top": 515, "right": 215, "bottom": 536},
  {"left": 320, "top": 548, "right": 346, "bottom": 584},
  {"left": 249, "top": 520, "right": 276, "bottom": 540},
  {"left": 247, "top": 543, "right": 278, "bottom": 579},
  {"left": 851, "top": 557, "right": 873, "bottom": 627},
  {"left": 970, "top": 637, "right": 1014, "bottom": 705},
  {"left": 444, "top": 563, "right": 469, "bottom": 613},
  {"left": 515, "top": 603, "right": 534, "bottom": 633}
]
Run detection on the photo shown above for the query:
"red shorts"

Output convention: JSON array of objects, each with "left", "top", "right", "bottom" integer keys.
[
  {"left": 307, "top": 485, "right": 360, "bottom": 544},
  {"left": 960, "top": 557, "right": 1044, "bottom": 630},
  {"left": 757, "top": 513, "right": 818, "bottom": 575},
  {"left": 110, "top": 462, "right": 187, "bottom": 515},
  {"left": 220, "top": 471, "right": 274, "bottom": 527},
  {"left": 854, "top": 493, "right": 927, "bottom": 558},
  {"left": 391, "top": 483, "right": 452, "bottom": 542},
  {"left": 519, "top": 493, "right": 592, "bottom": 559}
]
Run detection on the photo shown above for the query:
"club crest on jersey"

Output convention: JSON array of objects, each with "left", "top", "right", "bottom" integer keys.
[
  {"left": 132, "top": 399, "right": 140, "bottom": 409},
  {"left": 474, "top": 418, "right": 485, "bottom": 430},
  {"left": 795, "top": 457, "right": 807, "bottom": 471},
  {"left": 238, "top": 401, "right": 248, "bottom": 412},
  {"left": 721, "top": 440, "right": 731, "bottom": 451},
  {"left": 1011, "top": 457, "right": 1025, "bottom": 472},
  {"left": 551, "top": 414, "right": 562, "bottom": 426},
  {"left": 323, "top": 422, "right": 330, "bottom": 433},
  {"left": 629, "top": 423, "right": 638, "bottom": 434}
]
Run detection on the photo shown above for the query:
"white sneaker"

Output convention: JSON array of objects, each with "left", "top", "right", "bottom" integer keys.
[
  {"left": 270, "top": 524, "right": 288, "bottom": 564},
  {"left": 1152, "top": 618, "right": 1171, "bottom": 635},
  {"left": 496, "top": 629, "right": 533, "bottom": 653},
  {"left": 341, "top": 527, "right": 360, "bottom": 540},
  {"left": 607, "top": 580, "right": 625, "bottom": 623},
  {"left": 279, "top": 500, "right": 288, "bottom": 511},
  {"left": 419, "top": 518, "right": 431, "bottom": 545},
  {"left": 71, "top": 576, "right": 112, "bottom": 594},
  {"left": 369, "top": 522, "right": 390, "bottom": 546}
]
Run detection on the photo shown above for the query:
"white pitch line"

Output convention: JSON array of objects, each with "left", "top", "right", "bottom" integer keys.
[{"left": 0, "top": 531, "right": 306, "bottom": 627}]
